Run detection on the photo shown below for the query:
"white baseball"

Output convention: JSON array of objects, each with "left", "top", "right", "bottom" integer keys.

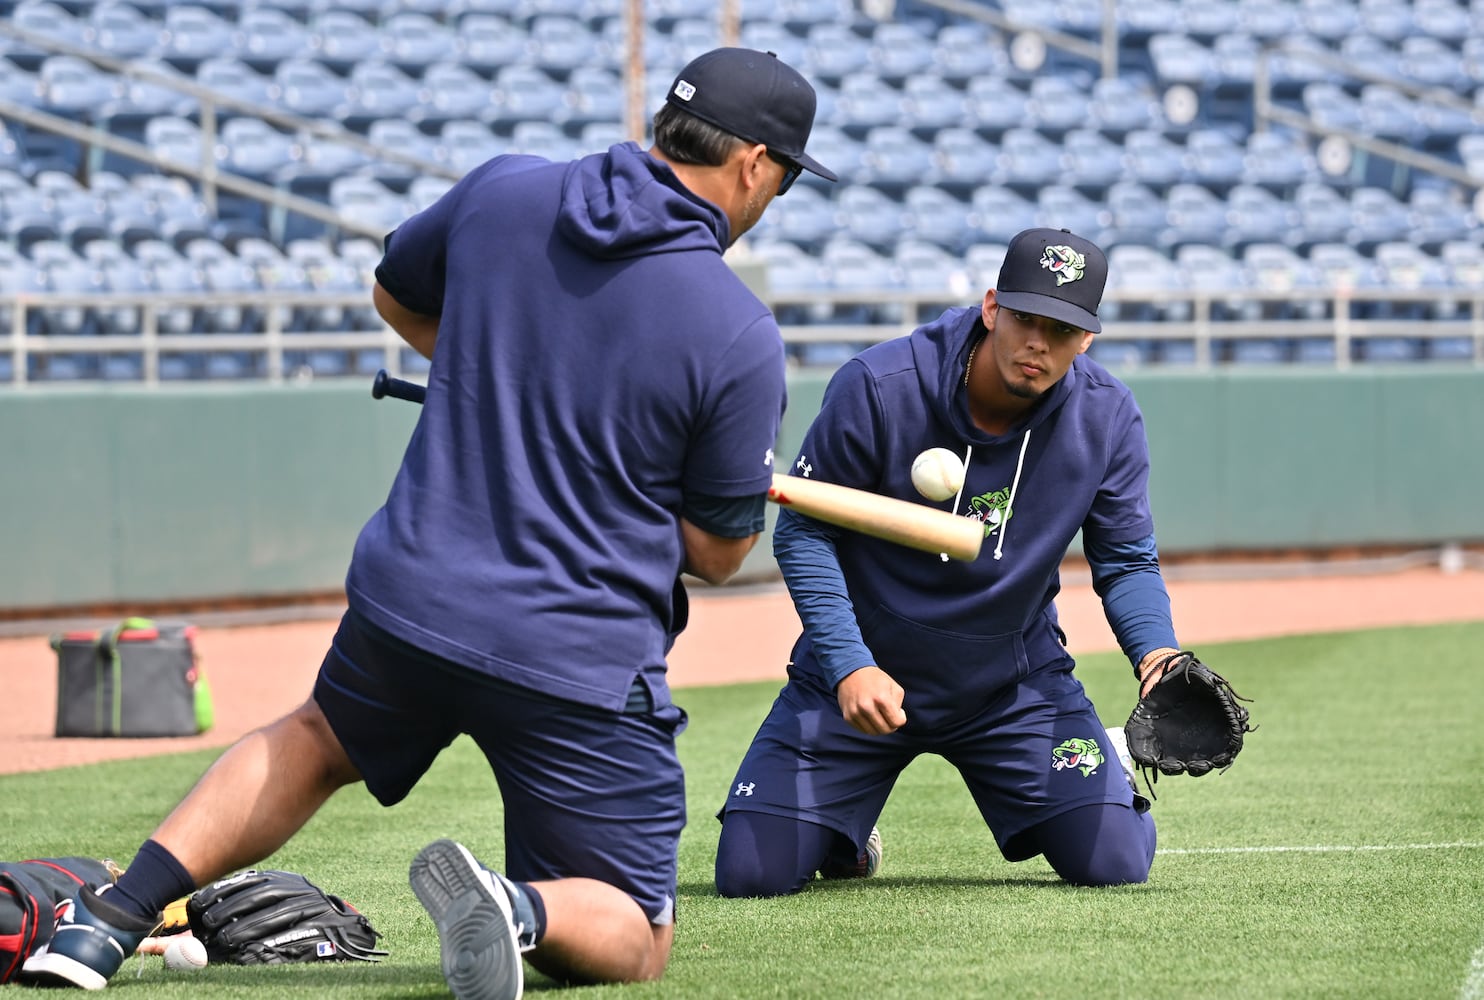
[
  {"left": 911, "top": 447, "right": 965, "bottom": 502},
  {"left": 163, "top": 935, "right": 208, "bottom": 971}
]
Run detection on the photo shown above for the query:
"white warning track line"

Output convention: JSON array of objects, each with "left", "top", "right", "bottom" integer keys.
[{"left": 1160, "top": 841, "right": 1484, "bottom": 856}]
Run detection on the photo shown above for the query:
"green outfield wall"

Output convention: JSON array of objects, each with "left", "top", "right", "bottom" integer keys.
[{"left": 2, "top": 369, "right": 1482, "bottom": 613}]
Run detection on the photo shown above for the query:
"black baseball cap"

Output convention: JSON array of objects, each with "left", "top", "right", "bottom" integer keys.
[
  {"left": 665, "top": 48, "right": 837, "bottom": 183},
  {"left": 995, "top": 228, "right": 1108, "bottom": 333}
]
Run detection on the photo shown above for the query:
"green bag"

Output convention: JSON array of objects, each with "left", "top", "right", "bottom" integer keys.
[{"left": 52, "top": 617, "right": 214, "bottom": 738}]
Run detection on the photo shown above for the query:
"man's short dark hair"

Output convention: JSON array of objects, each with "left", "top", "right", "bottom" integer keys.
[{"left": 652, "top": 103, "right": 747, "bottom": 168}]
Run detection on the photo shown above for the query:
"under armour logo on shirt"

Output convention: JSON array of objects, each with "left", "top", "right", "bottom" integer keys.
[
  {"left": 795, "top": 456, "right": 813, "bottom": 477},
  {"left": 734, "top": 782, "right": 756, "bottom": 797}
]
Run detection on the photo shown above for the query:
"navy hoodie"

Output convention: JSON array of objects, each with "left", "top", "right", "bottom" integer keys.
[
  {"left": 776, "top": 306, "right": 1157, "bottom": 725},
  {"left": 349, "top": 143, "right": 787, "bottom": 712}
]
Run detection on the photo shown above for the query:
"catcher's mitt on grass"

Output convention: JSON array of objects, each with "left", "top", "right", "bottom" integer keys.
[
  {"left": 186, "top": 869, "right": 387, "bottom": 965},
  {"left": 1125, "top": 651, "right": 1254, "bottom": 792}
]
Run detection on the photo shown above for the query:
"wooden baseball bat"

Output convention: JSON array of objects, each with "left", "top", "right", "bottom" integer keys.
[{"left": 769, "top": 474, "right": 983, "bottom": 562}]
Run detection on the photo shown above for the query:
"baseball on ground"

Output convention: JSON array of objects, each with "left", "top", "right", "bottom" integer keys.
[
  {"left": 911, "top": 447, "right": 966, "bottom": 502},
  {"left": 163, "top": 935, "right": 209, "bottom": 971}
]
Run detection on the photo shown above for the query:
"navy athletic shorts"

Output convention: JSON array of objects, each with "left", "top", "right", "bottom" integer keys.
[
  {"left": 313, "top": 610, "right": 689, "bottom": 924},
  {"left": 718, "top": 656, "right": 1134, "bottom": 862}
]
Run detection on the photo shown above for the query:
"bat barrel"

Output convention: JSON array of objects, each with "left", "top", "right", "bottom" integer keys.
[{"left": 768, "top": 473, "right": 983, "bottom": 562}]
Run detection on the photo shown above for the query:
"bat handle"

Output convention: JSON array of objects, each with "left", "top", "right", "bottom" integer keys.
[{"left": 371, "top": 369, "right": 427, "bottom": 404}]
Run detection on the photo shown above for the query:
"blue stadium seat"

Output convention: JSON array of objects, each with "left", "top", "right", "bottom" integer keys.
[
  {"left": 510, "top": 121, "right": 578, "bottom": 161},
  {"left": 143, "top": 116, "right": 205, "bottom": 172},
  {"left": 1222, "top": 183, "right": 1298, "bottom": 252},
  {"left": 1174, "top": 243, "right": 1256, "bottom": 321},
  {"left": 1241, "top": 241, "right": 1326, "bottom": 320},
  {"left": 285, "top": 238, "right": 365, "bottom": 332},
  {"left": 1025, "top": 76, "right": 1092, "bottom": 137},
  {"left": 156, "top": 5, "right": 238, "bottom": 71},
  {"left": 796, "top": 125, "right": 866, "bottom": 187},
  {"left": 1372, "top": 241, "right": 1454, "bottom": 320},
  {"left": 1186, "top": 127, "right": 1248, "bottom": 192},
  {"left": 779, "top": 0, "right": 853, "bottom": 33},
  {"left": 380, "top": 12, "right": 459, "bottom": 72},
  {"left": 993, "top": 128, "right": 1065, "bottom": 194},
  {"left": 329, "top": 176, "right": 409, "bottom": 240},
  {"left": 738, "top": 21, "right": 809, "bottom": 70},
  {"left": 216, "top": 118, "right": 299, "bottom": 179},
  {"left": 340, "top": 60, "right": 424, "bottom": 128},
  {"left": 1307, "top": 241, "right": 1383, "bottom": 320},
  {"left": 902, "top": 185, "right": 975, "bottom": 254},
  {"left": 834, "top": 184, "right": 908, "bottom": 252},
  {"left": 1346, "top": 187, "right": 1412, "bottom": 254},
  {"left": 932, "top": 23, "right": 1011, "bottom": 84},
  {"left": 234, "top": 7, "right": 312, "bottom": 72},
  {"left": 406, "top": 176, "right": 456, "bottom": 213},
  {"left": 1293, "top": 181, "right": 1354, "bottom": 250},
  {"left": 660, "top": 20, "right": 721, "bottom": 69},
  {"left": 37, "top": 56, "right": 117, "bottom": 122},
  {"left": 897, "top": 73, "right": 967, "bottom": 133},
  {"left": 931, "top": 128, "right": 998, "bottom": 195},
  {"left": 1339, "top": 33, "right": 1404, "bottom": 83},
  {"left": 1178, "top": 0, "right": 1242, "bottom": 39},
  {"left": 1358, "top": 0, "right": 1413, "bottom": 43},
  {"left": 867, "top": 22, "right": 936, "bottom": 82},
  {"left": 437, "top": 119, "right": 505, "bottom": 174},
  {"left": 1241, "top": 130, "right": 1318, "bottom": 193},
  {"left": 859, "top": 126, "right": 936, "bottom": 190},
  {"left": 1034, "top": 186, "right": 1109, "bottom": 245},
  {"left": 197, "top": 58, "right": 277, "bottom": 112},
  {"left": 575, "top": 122, "right": 627, "bottom": 157},
  {"left": 0, "top": 121, "right": 23, "bottom": 173},
  {"left": 456, "top": 15, "right": 530, "bottom": 73},
  {"left": 527, "top": 15, "right": 599, "bottom": 74},
  {"left": 1147, "top": 33, "right": 1217, "bottom": 87},
  {"left": 1086, "top": 338, "right": 1149, "bottom": 370},
  {"left": 969, "top": 186, "right": 1038, "bottom": 245},
  {"left": 1238, "top": 0, "right": 1302, "bottom": 40},
  {"left": 488, "top": 65, "right": 567, "bottom": 127},
  {"left": 83, "top": 2, "right": 158, "bottom": 60},
  {"left": 1300, "top": 0, "right": 1360, "bottom": 43},
  {"left": 1105, "top": 243, "right": 1190, "bottom": 322},
  {"left": 273, "top": 59, "right": 351, "bottom": 118},
  {"left": 1358, "top": 85, "right": 1422, "bottom": 145},
  {"left": 1060, "top": 128, "right": 1126, "bottom": 195},
  {"left": 1104, "top": 181, "right": 1168, "bottom": 249},
  {"left": 1157, "top": 183, "right": 1228, "bottom": 253},
  {"left": 963, "top": 77, "right": 1029, "bottom": 138},
  {"left": 1087, "top": 76, "right": 1166, "bottom": 137},
  {"left": 892, "top": 240, "right": 970, "bottom": 301},
  {"left": 1267, "top": 35, "right": 1341, "bottom": 95},
  {"left": 309, "top": 10, "right": 383, "bottom": 73},
  {"left": 411, "top": 62, "right": 497, "bottom": 128},
  {"left": 6, "top": 1, "right": 81, "bottom": 69},
  {"left": 834, "top": 73, "right": 903, "bottom": 130},
  {"left": 1398, "top": 35, "right": 1469, "bottom": 91},
  {"left": 821, "top": 237, "right": 903, "bottom": 325},
  {"left": 1122, "top": 129, "right": 1190, "bottom": 193},
  {"left": 1409, "top": 186, "right": 1478, "bottom": 250},
  {"left": 562, "top": 67, "right": 624, "bottom": 128}
]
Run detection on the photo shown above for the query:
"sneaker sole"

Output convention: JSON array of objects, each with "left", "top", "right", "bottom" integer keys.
[
  {"left": 21, "top": 947, "right": 110, "bottom": 991},
  {"left": 409, "top": 839, "right": 523, "bottom": 1000}
]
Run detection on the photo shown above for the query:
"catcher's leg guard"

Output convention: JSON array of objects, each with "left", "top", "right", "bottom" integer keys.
[
  {"left": 20, "top": 885, "right": 155, "bottom": 990},
  {"left": 410, "top": 839, "right": 524, "bottom": 1000}
]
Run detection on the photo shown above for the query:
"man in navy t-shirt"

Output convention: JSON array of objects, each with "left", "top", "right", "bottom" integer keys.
[
  {"left": 25, "top": 49, "right": 835, "bottom": 1000},
  {"left": 716, "top": 229, "right": 1194, "bottom": 897}
]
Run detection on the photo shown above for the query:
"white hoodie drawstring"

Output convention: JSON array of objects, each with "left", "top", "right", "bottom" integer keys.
[{"left": 993, "top": 429, "right": 1031, "bottom": 561}]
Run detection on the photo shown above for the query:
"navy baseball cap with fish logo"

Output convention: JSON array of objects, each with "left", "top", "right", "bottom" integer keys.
[{"left": 995, "top": 228, "right": 1108, "bottom": 333}]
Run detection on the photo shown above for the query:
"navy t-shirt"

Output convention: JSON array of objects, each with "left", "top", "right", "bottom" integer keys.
[{"left": 347, "top": 144, "right": 787, "bottom": 712}]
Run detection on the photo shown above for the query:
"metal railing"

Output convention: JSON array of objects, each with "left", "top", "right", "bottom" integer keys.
[{"left": 3, "top": 285, "right": 1481, "bottom": 386}]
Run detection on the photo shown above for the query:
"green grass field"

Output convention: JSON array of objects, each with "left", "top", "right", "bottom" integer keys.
[{"left": 2, "top": 622, "right": 1482, "bottom": 999}]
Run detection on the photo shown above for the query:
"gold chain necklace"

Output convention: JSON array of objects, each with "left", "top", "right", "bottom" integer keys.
[{"left": 963, "top": 337, "right": 981, "bottom": 388}]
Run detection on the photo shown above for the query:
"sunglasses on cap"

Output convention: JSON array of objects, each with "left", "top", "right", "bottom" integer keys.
[{"left": 766, "top": 149, "right": 803, "bottom": 196}]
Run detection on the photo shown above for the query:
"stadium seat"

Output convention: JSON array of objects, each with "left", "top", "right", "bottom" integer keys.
[
  {"left": 1241, "top": 241, "right": 1326, "bottom": 320},
  {"left": 902, "top": 185, "right": 975, "bottom": 255},
  {"left": 527, "top": 15, "right": 600, "bottom": 74},
  {"left": 233, "top": 7, "right": 311, "bottom": 72},
  {"left": 1060, "top": 128, "right": 1126, "bottom": 195},
  {"left": 156, "top": 5, "right": 238, "bottom": 71},
  {"left": 867, "top": 22, "right": 937, "bottom": 82},
  {"left": 1346, "top": 187, "right": 1413, "bottom": 254},
  {"left": 1122, "top": 130, "right": 1190, "bottom": 193},
  {"left": 737, "top": 21, "right": 808, "bottom": 69},
  {"left": 969, "top": 186, "right": 1038, "bottom": 245},
  {"left": 309, "top": 10, "right": 383, "bottom": 72},
  {"left": 1174, "top": 243, "right": 1257, "bottom": 322},
  {"left": 834, "top": 73, "right": 903, "bottom": 130},
  {"left": 1104, "top": 181, "right": 1169, "bottom": 249},
  {"left": 821, "top": 237, "right": 903, "bottom": 325},
  {"left": 1105, "top": 243, "right": 1190, "bottom": 322},
  {"left": 931, "top": 128, "right": 998, "bottom": 195},
  {"left": 1339, "top": 33, "right": 1404, "bottom": 84},
  {"left": 216, "top": 118, "right": 299, "bottom": 179},
  {"left": 892, "top": 240, "right": 971, "bottom": 301},
  {"left": 796, "top": 125, "right": 866, "bottom": 187},
  {"left": 963, "top": 77, "right": 1029, "bottom": 138},
  {"left": 437, "top": 119, "right": 505, "bottom": 174},
  {"left": 1292, "top": 182, "right": 1354, "bottom": 250},
  {"left": 1148, "top": 33, "right": 1217, "bottom": 87},
  {"left": 993, "top": 128, "right": 1065, "bottom": 194},
  {"left": 1223, "top": 183, "right": 1299, "bottom": 252},
  {"left": 509, "top": 121, "right": 578, "bottom": 161},
  {"left": 84, "top": 2, "right": 158, "bottom": 60},
  {"left": 932, "top": 23, "right": 1011, "bottom": 84},
  {"left": 328, "top": 176, "right": 409, "bottom": 240},
  {"left": 1186, "top": 128, "right": 1248, "bottom": 192},
  {"left": 1300, "top": 0, "right": 1360, "bottom": 42},
  {"left": 197, "top": 58, "right": 277, "bottom": 112},
  {"left": 455, "top": 15, "right": 530, "bottom": 73},
  {"left": 575, "top": 122, "right": 628, "bottom": 157},
  {"left": 1087, "top": 76, "right": 1166, "bottom": 137},
  {"left": 144, "top": 116, "right": 205, "bottom": 172},
  {"left": 1086, "top": 338, "right": 1149, "bottom": 370},
  {"left": 1359, "top": 0, "right": 1413, "bottom": 42},
  {"left": 1241, "top": 130, "right": 1318, "bottom": 193},
  {"left": 1409, "top": 186, "right": 1478, "bottom": 250},
  {"left": 37, "top": 56, "right": 118, "bottom": 122},
  {"left": 406, "top": 176, "right": 456, "bottom": 213},
  {"left": 897, "top": 73, "right": 968, "bottom": 133},
  {"left": 1307, "top": 241, "right": 1383, "bottom": 319},
  {"left": 488, "top": 65, "right": 568, "bottom": 127},
  {"left": 779, "top": 0, "right": 854, "bottom": 34},
  {"left": 1238, "top": 0, "right": 1302, "bottom": 39},
  {"left": 379, "top": 12, "right": 459, "bottom": 72},
  {"left": 340, "top": 61, "right": 424, "bottom": 128},
  {"left": 1398, "top": 35, "right": 1469, "bottom": 92},
  {"left": 1358, "top": 85, "right": 1422, "bottom": 145},
  {"left": 1034, "top": 186, "right": 1110, "bottom": 246},
  {"left": 562, "top": 67, "right": 625, "bottom": 128},
  {"left": 410, "top": 62, "right": 497, "bottom": 128},
  {"left": 1371, "top": 241, "right": 1455, "bottom": 319},
  {"left": 273, "top": 59, "right": 351, "bottom": 118},
  {"left": 1025, "top": 76, "right": 1093, "bottom": 137},
  {"left": 102, "top": 58, "right": 198, "bottom": 125},
  {"left": 834, "top": 184, "right": 909, "bottom": 252},
  {"left": 1178, "top": 0, "right": 1242, "bottom": 38},
  {"left": 963, "top": 243, "right": 1008, "bottom": 292},
  {"left": 1266, "top": 34, "right": 1341, "bottom": 95},
  {"left": 660, "top": 20, "right": 722, "bottom": 69},
  {"left": 859, "top": 126, "right": 936, "bottom": 190}
]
